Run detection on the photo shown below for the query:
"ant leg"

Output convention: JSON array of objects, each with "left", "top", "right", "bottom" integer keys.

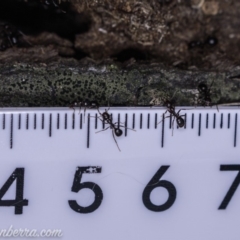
[
  {"left": 171, "top": 117, "right": 175, "bottom": 136},
  {"left": 112, "top": 129, "right": 121, "bottom": 152},
  {"left": 96, "top": 126, "right": 110, "bottom": 134},
  {"left": 157, "top": 115, "right": 171, "bottom": 125},
  {"left": 118, "top": 124, "right": 136, "bottom": 132}
]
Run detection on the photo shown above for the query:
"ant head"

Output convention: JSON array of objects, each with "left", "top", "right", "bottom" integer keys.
[
  {"left": 102, "top": 112, "right": 110, "bottom": 120},
  {"left": 177, "top": 117, "right": 185, "bottom": 128},
  {"left": 198, "top": 83, "right": 208, "bottom": 93},
  {"left": 114, "top": 128, "right": 123, "bottom": 137}
]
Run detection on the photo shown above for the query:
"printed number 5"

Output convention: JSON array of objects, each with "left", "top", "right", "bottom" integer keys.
[
  {"left": 68, "top": 166, "right": 103, "bottom": 214},
  {"left": 142, "top": 166, "right": 177, "bottom": 212}
]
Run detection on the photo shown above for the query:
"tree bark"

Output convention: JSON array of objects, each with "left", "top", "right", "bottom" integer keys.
[{"left": 1, "top": 61, "right": 240, "bottom": 107}]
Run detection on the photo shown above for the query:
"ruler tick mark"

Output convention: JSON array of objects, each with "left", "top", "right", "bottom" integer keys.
[
  {"left": 147, "top": 113, "right": 150, "bottom": 129},
  {"left": 10, "top": 114, "right": 13, "bottom": 149},
  {"left": 132, "top": 114, "right": 135, "bottom": 129},
  {"left": 220, "top": 113, "right": 223, "bottom": 129},
  {"left": 206, "top": 113, "right": 209, "bottom": 129},
  {"left": 155, "top": 113, "right": 157, "bottom": 129},
  {"left": 161, "top": 114, "right": 165, "bottom": 148},
  {"left": 191, "top": 114, "right": 194, "bottom": 129},
  {"left": 18, "top": 114, "right": 21, "bottom": 130},
  {"left": 34, "top": 114, "right": 37, "bottom": 129},
  {"left": 49, "top": 114, "right": 52, "bottom": 137},
  {"left": 95, "top": 113, "right": 98, "bottom": 129},
  {"left": 26, "top": 114, "right": 29, "bottom": 130},
  {"left": 80, "top": 114, "right": 82, "bottom": 129},
  {"left": 42, "top": 114, "right": 44, "bottom": 129},
  {"left": 213, "top": 113, "right": 216, "bottom": 129},
  {"left": 3, "top": 114, "right": 5, "bottom": 129},
  {"left": 57, "top": 113, "right": 60, "bottom": 129},
  {"left": 65, "top": 113, "right": 67, "bottom": 129},
  {"left": 87, "top": 113, "right": 90, "bottom": 148},
  {"left": 228, "top": 113, "right": 230, "bottom": 129},
  {"left": 125, "top": 113, "right": 128, "bottom": 136},
  {"left": 184, "top": 113, "right": 187, "bottom": 129},
  {"left": 198, "top": 114, "right": 201, "bottom": 136},
  {"left": 72, "top": 113, "right": 75, "bottom": 129},
  {"left": 140, "top": 113, "right": 143, "bottom": 129},
  {"left": 234, "top": 113, "right": 237, "bottom": 147}
]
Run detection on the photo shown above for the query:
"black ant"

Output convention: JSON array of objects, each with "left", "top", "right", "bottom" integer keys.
[
  {"left": 95, "top": 109, "right": 135, "bottom": 151},
  {"left": 197, "top": 81, "right": 218, "bottom": 110},
  {"left": 0, "top": 23, "right": 21, "bottom": 51},
  {"left": 158, "top": 99, "right": 185, "bottom": 135}
]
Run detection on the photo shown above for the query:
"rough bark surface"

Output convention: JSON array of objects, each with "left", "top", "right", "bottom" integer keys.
[{"left": 1, "top": 61, "right": 240, "bottom": 107}]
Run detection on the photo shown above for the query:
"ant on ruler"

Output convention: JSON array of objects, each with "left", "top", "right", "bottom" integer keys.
[
  {"left": 95, "top": 107, "right": 135, "bottom": 151},
  {"left": 156, "top": 92, "right": 186, "bottom": 135}
]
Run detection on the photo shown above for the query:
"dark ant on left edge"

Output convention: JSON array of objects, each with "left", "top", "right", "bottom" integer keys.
[{"left": 0, "top": 23, "right": 21, "bottom": 51}]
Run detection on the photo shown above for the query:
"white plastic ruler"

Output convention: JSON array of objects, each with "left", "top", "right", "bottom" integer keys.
[{"left": 0, "top": 107, "right": 239, "bottom": 240}]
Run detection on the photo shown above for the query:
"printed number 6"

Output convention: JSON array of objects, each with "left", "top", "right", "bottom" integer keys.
[
  {"left": 68, "top": 166, "right": 103, "bottom": 214},
  {"left": 142, "top": 165, "right": 177, "bottom": 212}
]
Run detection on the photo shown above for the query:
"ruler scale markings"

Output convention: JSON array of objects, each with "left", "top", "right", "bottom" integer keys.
[
  {"left": 147, "top": 113, "right": 150, "bottom": 129},
  {"left": 191, "top": 113, "right": 194, "bottom": 129},
  {"left": 42, "top": 113, "right": 44, "bottom": 129},
  {"left": 65, "top": 113, "right": 67, "bottom": 130},
  {"left": 140, "top": 113, "right": 143, "bottom": 129},
  {"left": 87, "top": 113, "right": 90, "bottom": 148},
  {"left": 155, "top": 113, "right": 157, "bottom": 129},
  {"left": 57, "top": 113, "right": 60, "bottom": 129},
  {"left": 18, "top": 114, "right": 21, "bottom": 130},
  {"left": 184, "top": 113, "right": 187, "bottom": 129},
  {"left": 118, "top": 113, "right": 120, "bottom": 129},
  {"left": 72, "top": 113, "right": 75, "bottom": 129},
  {"left": 34, "top": 114, "right": 36, "bottom": 129},
  {"left": 95, "top": 113, "right": 98, "bottom": 129},
  {"left": 10, "top": 114, "right": 13, "bottom": 149},
  {"left": 48, "top": 113, "right": 52, "bottom": 137},
  {"left": 234, "top": 113, "right": 237, "bottom": 147},
  {"left": 228, "top": 113, "right": 230, "bottom": 129},
  {"left": 213, "top": 113, "right": 216, "bottom": 129},
  {"left": 132, "top": 113, "right": 135, "bottom": 129},
  {"left": 26, "top": 114, "right": 29, "bottom": 130},
  {"left": 198, "top": 113, "right": 201, "bottom": 136},
  {"left": 161, "top": 113, "right": 165, "bottom": 148},
  {"left": 125, "top": 113, "right": 128, "bottom": 136},
  {"left": 220, "top": 113, "right": 223, "bottom": 129},
  {"left": 206, "top": 113, "right": 209, "bottom": 129},
  {"left": 3, "top": 114, "right": 5, "bottom": 129},
  {"left": 80, "top": 113, "right": 82, "bottom": 129}
]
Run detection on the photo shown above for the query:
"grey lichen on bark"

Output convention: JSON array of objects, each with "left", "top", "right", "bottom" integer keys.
[{"left": 0, "top": 62, "right": 240, "bottom": 107}]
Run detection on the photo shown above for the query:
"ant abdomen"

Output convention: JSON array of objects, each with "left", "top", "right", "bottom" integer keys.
[
  {"left": 114, "top": 128, "right": 123, "bottom": 137},
  {"left": 176, "top": 117, "right": 185, "bottom": 128}
]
